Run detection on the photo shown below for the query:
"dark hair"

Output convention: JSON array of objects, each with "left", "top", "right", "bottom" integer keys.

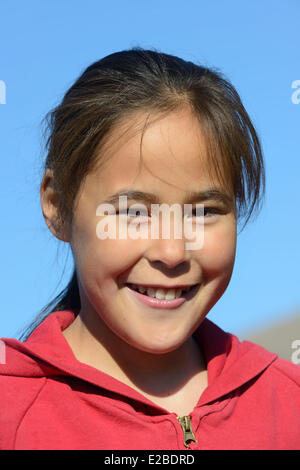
[{"left": 18, "top": 47, "right": 265, "bottom": 341}]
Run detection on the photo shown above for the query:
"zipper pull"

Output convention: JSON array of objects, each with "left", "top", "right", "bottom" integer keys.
[{"left": 177, "top": 415, "right": 198, "bottom": 449}]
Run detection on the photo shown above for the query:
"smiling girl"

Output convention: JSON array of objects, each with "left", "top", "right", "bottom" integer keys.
[{"left": 1, "top": 48, "right": 300, "bottom": 450}]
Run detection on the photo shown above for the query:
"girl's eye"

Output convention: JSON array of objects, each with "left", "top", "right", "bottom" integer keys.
[
  {"left": 203, "top": 207, "right": 221, "bottom": 217},
  {"left": 188, "top": 207, "right": 222, "bottom": 220},
  {"left": 117, "top": 208, "right": 149, "bottom": 220},
  {"left": 116, "top": 206, "right": 223, "bottom": 223}
]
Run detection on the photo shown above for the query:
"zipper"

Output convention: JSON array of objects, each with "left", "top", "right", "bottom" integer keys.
[{"left": 177, "top": 415, "right": 198, "bottom": 449}]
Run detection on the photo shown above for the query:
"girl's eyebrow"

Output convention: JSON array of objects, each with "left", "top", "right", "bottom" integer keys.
[{"left": 102, "top": 188, "right": 234, "bottom": 207}]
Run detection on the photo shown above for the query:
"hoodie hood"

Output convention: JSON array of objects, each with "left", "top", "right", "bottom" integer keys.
[
  {"left": 2, "top": 310, "right": 300, "bottom": 450},
  {"left": 1, "top": 310, "right": 278, "bottom": 408}
]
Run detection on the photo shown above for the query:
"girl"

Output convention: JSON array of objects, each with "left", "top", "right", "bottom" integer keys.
[{"left": 1, "top": 48, "right": 300, "bottom": 450}]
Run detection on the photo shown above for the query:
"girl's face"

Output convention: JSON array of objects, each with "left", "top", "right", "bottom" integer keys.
[{"left": 69, "top": 107, "right": 237, "bottom": 354}]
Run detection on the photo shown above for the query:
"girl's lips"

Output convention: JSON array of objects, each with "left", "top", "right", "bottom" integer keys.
[{"left": 125, "top": 283, "right": 200, "bottom": 310}]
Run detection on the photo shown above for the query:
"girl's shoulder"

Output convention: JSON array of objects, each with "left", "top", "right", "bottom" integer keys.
[
  {"left": 0, "top": 337, "right": 48, "bottom": 449},
  {"left": 271, "top": 355, "right": 300, "bottom": 386},
  {"left": 0, "top": 372, "right": 47, "bottom": 450}
]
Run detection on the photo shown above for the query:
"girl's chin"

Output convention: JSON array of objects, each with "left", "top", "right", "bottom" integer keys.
[{"left": 118, "top": 329, "right": 192, "bottom": 355}]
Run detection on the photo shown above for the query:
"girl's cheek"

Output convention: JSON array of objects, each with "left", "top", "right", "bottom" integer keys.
[
  {"left": 200, "top": 221, "right": 237, "bottom": 274},
  {"left": 87, "top": 237, "right": 144, "bottom": 282}
]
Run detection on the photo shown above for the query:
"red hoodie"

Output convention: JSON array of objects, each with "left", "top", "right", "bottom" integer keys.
[{"left": 0, "top": 310, "right": 300, "bottom": 450}]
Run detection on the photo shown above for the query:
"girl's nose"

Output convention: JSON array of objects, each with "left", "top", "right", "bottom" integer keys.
[
  {"left": 143, "top": 210, "right": 200, "bottom": 268},
  {"left": 145, "top": 236, "right": 191, "bottom": 270}
]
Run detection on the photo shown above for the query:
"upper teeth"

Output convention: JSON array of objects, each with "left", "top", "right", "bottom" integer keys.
[{"left": 129, "top": 284, "right": 193, "bottom": 300}]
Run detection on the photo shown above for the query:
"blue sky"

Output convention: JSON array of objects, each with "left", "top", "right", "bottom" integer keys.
[{"left": 0, "top": 0, "right": 299, "bottom": 338}]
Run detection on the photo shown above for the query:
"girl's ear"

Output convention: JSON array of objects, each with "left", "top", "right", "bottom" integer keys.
[{"left": 40, "top": 169, "right": 70, "bottom": 242}]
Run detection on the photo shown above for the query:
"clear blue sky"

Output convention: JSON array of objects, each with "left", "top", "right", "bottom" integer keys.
[{"left": 0, "top": 0, "right": 299, "bottom": 338}]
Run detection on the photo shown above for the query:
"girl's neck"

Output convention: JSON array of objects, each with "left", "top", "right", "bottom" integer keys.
[{"left": 62, "top": 308, "right": 207, "bottom": 413}]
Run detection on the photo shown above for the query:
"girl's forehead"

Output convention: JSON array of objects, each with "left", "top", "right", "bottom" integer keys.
[
  {"left": 101, "top": 107, "right": 207, "bottom": 157},
  {"left": 75, "top": 109, "right": 235, "bottom": 213},
  {"left": 92, "top": 108, "right": 228, "bottom": 192}
]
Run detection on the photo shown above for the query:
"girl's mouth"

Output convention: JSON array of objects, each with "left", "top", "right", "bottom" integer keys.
[{"left": 125, "top": 283, "right": 200, "bottom": 310}]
